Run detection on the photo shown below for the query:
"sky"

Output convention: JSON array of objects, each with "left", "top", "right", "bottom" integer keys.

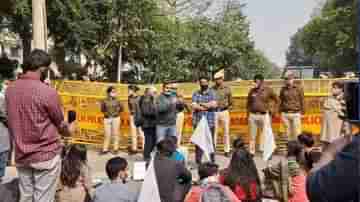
[
  {"left": 241, "top": 0, "right": 322, "bottom": 67},
  {"left": 175, "top": 0, "right": 323, "bottom": 67}
]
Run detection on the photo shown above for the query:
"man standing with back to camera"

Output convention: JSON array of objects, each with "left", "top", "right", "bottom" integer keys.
[{"left": 6, "top": 49, "right": 74, "bottom": 202}]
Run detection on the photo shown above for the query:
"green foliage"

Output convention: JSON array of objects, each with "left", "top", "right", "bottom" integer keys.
[
  {"left": 48, "top": 0, "right": 102, "bottom": 52},
  {"left": 286, "top": 29, "right": 314, "bottom": 66},
  {"left": 0, "top": 57, "right": 18, "bottom": 79},
  {"left": 1, "top": 0, "right": 277, "bottom": 82},
  {"left": 142, "top": 4, "right": 277, "bottom": 82},
  {"left": 299, "top": 0, "right": 356, "bottom": 72},
  {"left": 1, "top": 0, "right": 32, "bottom": 59}
]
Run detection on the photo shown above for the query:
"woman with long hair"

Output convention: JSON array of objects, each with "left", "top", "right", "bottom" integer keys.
[
  {"left": 219, "top": 138, "right": 262, "bottom": 202},
  {"left": 287, "top": 141, "right": 309, "bottom": 202},
  {"left": 57, "top": 144, "right": 92, "bottom": 202}
]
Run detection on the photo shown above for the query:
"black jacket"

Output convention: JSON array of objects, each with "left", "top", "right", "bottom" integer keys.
[
  {"left": 306, "top": 135, "right": 360, "bottom": 202},
  {"left": 136, "top": 95, "right": 157, "bottom": 129}
]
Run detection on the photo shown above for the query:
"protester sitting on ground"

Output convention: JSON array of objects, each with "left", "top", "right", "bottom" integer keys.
[
  {"left": 232, "top": 136, "right": 247, "bottom": 150},
  {"left": 263, "top": 140, "right": 309, "bottom": 202},
  {"left": 297, "top": 133, "right": 319, "bottom": 171},
  {"left": 56, "top": 144, "right": 92, "bottom": 202},
  {"left": 0, "top": 178, "right": 20, "bottom": 202},
  {"left": 154, "top": 138, "right": 192, "bottom": 202},
  {"left": 219, "top": 138, "right": 262, "bottom": 202},
  {"left": 302, "top": 149, "right": 322, "bottom": 172},
  {"left": 168, "top": 136, "right": 186, "bottom": 164},
  {"left": 297, "top": 132, "right": 315, "bottom": 152},
  {"left": 185, "top": 162, "right": 240, "bottom": 202},
  {"left": 307, "top": 135, "right": 358, "bottom": 202},
  {"left": 287, "top": 141, "right": 309, "bottom": 202},
  {"left": 93, "top": 157, "right": 137, "bottom": 202}
]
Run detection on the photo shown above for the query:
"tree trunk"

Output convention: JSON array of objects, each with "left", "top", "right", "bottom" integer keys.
[
  {"left": 32, "top": 0, "right": 47, "bottom": 50},
  {"left": 109, "top": 47, "right": 119, "bottom": 82},
  {"left": 21, "top": 36, "right": 31, "bottom": 62}
]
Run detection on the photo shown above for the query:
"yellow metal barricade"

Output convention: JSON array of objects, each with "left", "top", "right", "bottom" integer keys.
[{"left": 56, "top": 79, "right": 347, "bottom": 147}]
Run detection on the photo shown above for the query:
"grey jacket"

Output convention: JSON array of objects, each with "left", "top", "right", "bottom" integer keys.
[
  {"left": 0, "top": 93, "right": 10, "bottom": 153},
  {"left": 93, "top": 181, "right": 138, "bottom": 202}
]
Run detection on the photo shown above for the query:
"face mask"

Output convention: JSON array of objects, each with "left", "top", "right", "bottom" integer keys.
[
  {"left": 200, "top": 85, "right": 209, "bottom": 91},
  {"left": 164, "top": 90, "right": 176, "bottom": 96},
  {"left": 170, "top": 90, "right": 177, "bottom": 96},
  {"left": 110, "top": 92, "right": 116, "bottom": 97}
]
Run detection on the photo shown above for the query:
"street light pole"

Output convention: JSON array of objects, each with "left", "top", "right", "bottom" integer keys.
[{"left": 32, "top": 0, "right": 47, "bottom": 51}]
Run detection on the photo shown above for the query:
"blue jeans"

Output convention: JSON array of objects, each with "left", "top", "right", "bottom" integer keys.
[
  {"left": 0, "top": 151, "right": 9, "bottom": 178},
  {"left": 156, "top": 125, "right": 176, "bottom": 143}
]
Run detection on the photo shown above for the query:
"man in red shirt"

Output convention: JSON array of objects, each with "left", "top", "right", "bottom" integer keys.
[{"left": 6, "top": 49, "right": 73, "bottom": 202}]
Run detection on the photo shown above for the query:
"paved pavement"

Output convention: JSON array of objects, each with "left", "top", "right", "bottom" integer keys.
[{"left": 3, "top": 150, "right": 281, "bottom": 201}]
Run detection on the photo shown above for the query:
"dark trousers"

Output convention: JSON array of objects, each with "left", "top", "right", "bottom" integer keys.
[
  {"left": 195, "top": 127, "right": 215, "bottom": 164},
  {"left": 142, "top": 127, "right": 157, "bottom": 161}
]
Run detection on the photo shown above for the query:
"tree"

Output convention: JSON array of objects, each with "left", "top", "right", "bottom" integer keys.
[
  {"left": 2, "top": 0, "right": 276, "bottom": 82},
  {"left": 286, "top": 29, "right": 314, "bottom": 66},
  {"left": 171, "top": 0, "right": 275, "bottom": 81},
  {"left": 0, "top": 0, "right": 32, "bottom": 60},
  {"left": 300, "top": 0, "right": 356, "bottom": 73},
  {"left": 0, "top": 0, "right": 14, "bottom": 15},
  {"left": 0, "top": 56, "right": 18, "bottom": 79},
  {"left": 46, "top": 0, "right": 159, "bottom": 81},
  {"left": 162, "top": 0, "right": 216, "bottom": 16},
  {"left": 47, "top": 0, "right": 103, "bottom": 66},
  {"left": 0, "top": 28, "right": 17, "bottom": 55}
]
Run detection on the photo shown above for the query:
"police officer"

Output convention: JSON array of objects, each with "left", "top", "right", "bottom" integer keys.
[{"left": 212, "top": 70, "right": 233, "bottom": 156}]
